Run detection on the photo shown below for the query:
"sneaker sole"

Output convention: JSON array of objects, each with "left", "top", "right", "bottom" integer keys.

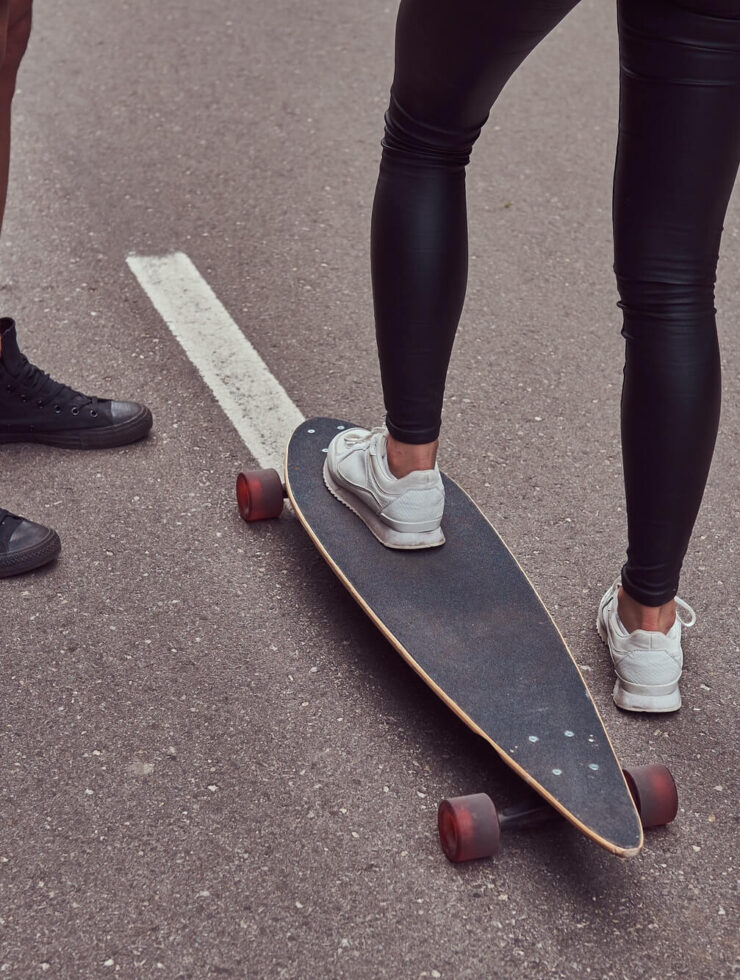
[
  {"left": 596, "top": 613, "right": 681, "bottom": 713},
  {"left": 323, "top": 460, "right": 445, "bottom": 551},
  {"left": 0, "top": 407, "right": 153, "bottom": 449},
  {"left": 0, "top": 529, "right": 61, "bottom": 578}
]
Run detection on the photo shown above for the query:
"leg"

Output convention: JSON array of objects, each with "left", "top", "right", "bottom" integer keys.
[
  {"left": 0, "top": 0, "right": 152, "bottom": 579},
  {"left": 371, "top": 0, "right": 582, "bottom": 476},
  {"left": 326, "top": 0, "right": 584, "bottom": 548},
  {"left": 0, "top": 0, "right": 31, "bottom": 369},
  {"left": 613, "top": 0, "right": 740, "bottom": 625},
  {"left": 0, "top": 0, "right": 32, "bottom": 236},
  {"left": 0, "top": 1, "right": 151, "bottom": 450},
  {"left": 0, "top": 0, "right": 60, "bottom": 579}
]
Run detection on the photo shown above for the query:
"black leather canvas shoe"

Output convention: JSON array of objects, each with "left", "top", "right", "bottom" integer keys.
[
  {"left": 0, "top": 318, "right": 153, "bottom": 448},
  {"left": 0, "top": 508, "right": 61, "bottom": 577}
]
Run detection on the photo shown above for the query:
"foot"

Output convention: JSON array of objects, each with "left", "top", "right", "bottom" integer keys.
[
  {"left": 596, "top": 578, "right": 696, "bottom": 713},
  {"left": 323, "top": 425, "right": 445, "bottom": 549},
  {"left": 0, "top": 317, "right": 153, "bottom": 448},
  {"left": 0, "top": 508, "right": 61, "bottom": 578}
]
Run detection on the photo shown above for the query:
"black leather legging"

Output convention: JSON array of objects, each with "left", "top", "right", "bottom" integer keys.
[{"left": 371, "top": 0, "right": 740, "bottom": 606}]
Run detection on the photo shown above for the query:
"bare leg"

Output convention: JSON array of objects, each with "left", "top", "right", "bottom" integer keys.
[
  {"left": 618, "top": 589, "right": 675, "bottom": 635},
  {"left": 0, "top": 0, "right": 32, "bottom": 232},
  {"left": 0, "top": 0, "right": 32, "bottom": 361},
  {"left": 386, "top": 435, "right": 438, "bottom": 478}
]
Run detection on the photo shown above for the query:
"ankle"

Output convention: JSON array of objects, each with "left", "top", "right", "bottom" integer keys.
[
  {"left": 386, "top": 434, "right": 438, "bottom": 479},
  {"left": 618, "top": 587, "right": 676, "bottom": 634}
]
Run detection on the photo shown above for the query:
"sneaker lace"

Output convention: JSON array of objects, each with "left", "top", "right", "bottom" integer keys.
[
  {"left": 675, "top": 596, "right": 697, "bottom": 628},
  {"left": 343, "top": 426, "right": 386, "bottom": 447},
  {"left": 5, "top": 355, "right": 97, "bottom": 412}
]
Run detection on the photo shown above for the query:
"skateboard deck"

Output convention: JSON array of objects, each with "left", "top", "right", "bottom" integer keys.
[{"left": 284, "top": 417, "right": 644, "bottom": 857}]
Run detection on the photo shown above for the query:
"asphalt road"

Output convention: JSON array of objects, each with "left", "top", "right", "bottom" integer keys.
[{"left": 1, "top": 0, "right": 738, "bottom": 976}]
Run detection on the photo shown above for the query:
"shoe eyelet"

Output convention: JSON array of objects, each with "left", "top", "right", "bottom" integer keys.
[
  {"left": 89, "top": 409, "right": 98, "bottom": 418},
  {"left": 71, "top": 407, "right": 79, "bottom": 416},
  {"left": 54, "top": 405, "right": 62, "bottom": 414}
]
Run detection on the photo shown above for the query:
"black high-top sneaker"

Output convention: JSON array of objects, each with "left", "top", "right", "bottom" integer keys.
[
  {"left": 0, "top": 508, "right": 61, "bottom": 577},
  {"left": 0, "top": 318, "right": 153, "bottom": 448}
]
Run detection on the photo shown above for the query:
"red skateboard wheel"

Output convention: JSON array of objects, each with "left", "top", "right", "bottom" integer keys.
[
  {"left": 623, "top": 765, "right": 678, "bottom": 828},
  {"left": 236, "top": 469, "right": 285, "bottom": 521},
  {"left": 437, "top": 793, "right": 501, "bottom": 862}
]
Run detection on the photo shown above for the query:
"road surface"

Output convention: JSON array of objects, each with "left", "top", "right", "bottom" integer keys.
[{"left": 1, "top": 0, "right": 737, "bottom": 976}]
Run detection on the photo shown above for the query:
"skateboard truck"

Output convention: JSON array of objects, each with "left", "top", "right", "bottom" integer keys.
[{"left": 437, "top": 764, "right": 678, "bottom": 863}]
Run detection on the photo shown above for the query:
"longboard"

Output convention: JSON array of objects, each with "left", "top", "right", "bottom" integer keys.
[{"left": 238, "top": 418, "right": 678, "bottom": 860}]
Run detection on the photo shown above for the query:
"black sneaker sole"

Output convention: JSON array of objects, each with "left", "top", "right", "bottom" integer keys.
[
  {"left": 0, "top": 528, "right": 61, "bottom": 578},
  {"left": 0, "top": 407, "right": 153, "bottom": 449}
]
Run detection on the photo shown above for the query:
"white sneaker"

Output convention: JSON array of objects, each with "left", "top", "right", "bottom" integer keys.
[
  {"left": 323, "top": 425, "right": 445, "bottom": 549},
  {"left": 596, "top": 578, "right": 696, "bottom": 713}
]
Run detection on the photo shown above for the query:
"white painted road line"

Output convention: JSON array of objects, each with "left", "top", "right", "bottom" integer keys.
[{"left": 126, "top": 251, "right": 305, "bottom": 470}]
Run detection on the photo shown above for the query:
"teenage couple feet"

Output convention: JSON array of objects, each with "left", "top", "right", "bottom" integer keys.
[
  {"left": 0, "top": 317, "right": 152, "bottom": 577},
  {"left": 323, "top": 424, "right": 696, "bottom": 715},
  {"left": 3, "top": 328, "right": 693, "bottom": 717}
]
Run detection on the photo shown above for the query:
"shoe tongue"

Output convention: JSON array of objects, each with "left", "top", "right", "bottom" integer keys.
[
  {"left": 0, "top": 318, "right": 25, "bottom": 374},
  {"left": 376, "top": 436, "right": 396, "bottom": 480}
]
